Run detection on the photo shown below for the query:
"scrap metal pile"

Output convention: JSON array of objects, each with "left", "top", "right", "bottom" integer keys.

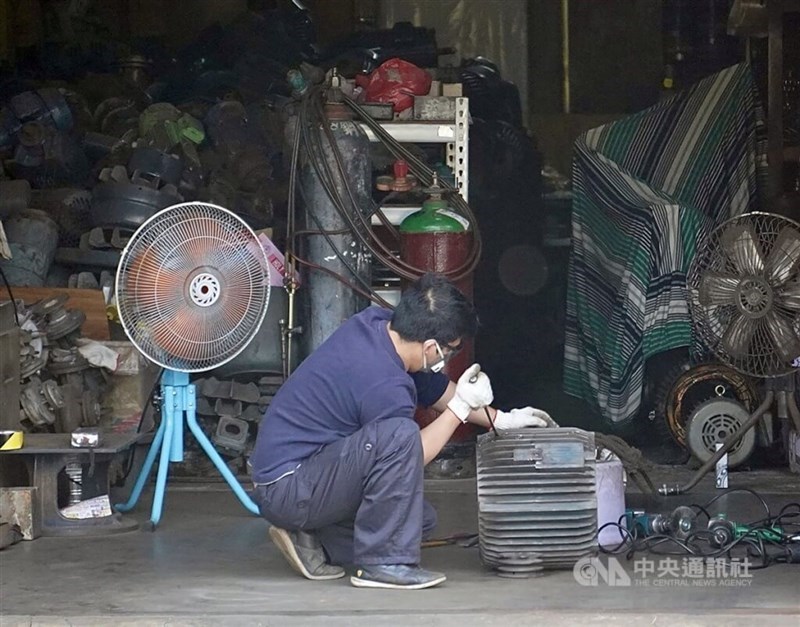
[
  {"left": 0, "top": 8, "right": 309, "bottom": 463},
  {"left": 15, "top": 294, "right": 105, "bottom": 433},
  {"left": 183, "top": 375, "right": 283, "bottom": 477},
  {"left": 0, "top": 85, "right": 284, "bottom": 288}
]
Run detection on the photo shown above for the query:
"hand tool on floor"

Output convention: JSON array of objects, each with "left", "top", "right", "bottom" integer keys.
[{"left": 422, "top": 533, "right": 479, "bottom": 548}]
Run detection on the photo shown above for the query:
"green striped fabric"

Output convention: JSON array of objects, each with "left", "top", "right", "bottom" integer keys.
[{"left": 564, "top": 64, "right": 767, "bottom": 424}]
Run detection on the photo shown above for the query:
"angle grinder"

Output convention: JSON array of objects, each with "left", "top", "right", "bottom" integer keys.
[{"left": 625, "top": 506, "right": 698, "bottom": 540}]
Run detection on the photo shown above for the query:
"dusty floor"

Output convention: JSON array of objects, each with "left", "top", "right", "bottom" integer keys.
[{"left": 1, "top": 468, "right": 799, "bottom": 626}]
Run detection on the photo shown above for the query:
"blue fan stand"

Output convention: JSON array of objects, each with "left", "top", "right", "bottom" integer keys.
[{"left": 115, "top": 370, "right": 259, "bottom": 529}]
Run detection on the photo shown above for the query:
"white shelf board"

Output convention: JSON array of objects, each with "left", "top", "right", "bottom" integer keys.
[{"left": 357, "top": 122, "right": 457, "bottom": 143}]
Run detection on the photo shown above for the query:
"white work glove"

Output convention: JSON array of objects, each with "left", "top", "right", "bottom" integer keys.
[
  {"left": 447, "top": 363, "right": 493, "bottom": 423},
  {"left": 493, "top": 407, "right": 559, "bottom": 430}
]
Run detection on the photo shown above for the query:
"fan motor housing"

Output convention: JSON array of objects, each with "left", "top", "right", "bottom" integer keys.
[
  {"left": 735, "top": 276, "right": 772, "bottom": 318},
  {"left": 686, "top": 397, "right": 756, "bottom": 468},
  {"left": 476, "top": 428, "right": 597, "bottom": 578}
]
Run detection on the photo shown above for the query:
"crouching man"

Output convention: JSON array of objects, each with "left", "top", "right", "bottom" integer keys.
[{"left": 249, "top": 273, "right": 555, "bottom": 589}]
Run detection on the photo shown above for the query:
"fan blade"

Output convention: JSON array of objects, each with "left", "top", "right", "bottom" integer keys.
[
  {"left": 721, "top": 314, "right": 757, "bottom": 357},
  {"left": 765, "top": 310, "right": 800, "bottom": 363},
  {"left": 765, "top": 227, "right": 800, "bottom": 286},
  {"left": 779, "top": 281, "right": 800, "bottom": 310},
  {"left": 699, "top": 272, "right": 739, "bottom": 306},
  {"left": 720, "top": 223, "right": 764, "bottom": 275}
]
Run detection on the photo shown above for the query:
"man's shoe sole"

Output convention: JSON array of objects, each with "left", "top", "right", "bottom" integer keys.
[
  {"left": 350, "top": 574, "right": 447, "bottom": 590},
  {"left": 268, "top": 526, "right": 345, "bottom": 581}
]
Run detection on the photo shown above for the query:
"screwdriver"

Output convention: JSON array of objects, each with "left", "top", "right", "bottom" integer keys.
[{"left": 469, "top": 365, "right": 500, "bottom": 438}]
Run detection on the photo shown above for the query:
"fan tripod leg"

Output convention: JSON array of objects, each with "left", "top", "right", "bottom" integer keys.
[
  {"left": 184, "top": 385, "right": 260, "bottom": 515},
  {"left": 114, "top": 407, "right": 168, "bottom": 514},
  {"left": 149, "top": 391, "right": 177, "bottom": 528},
  {"left": 115, "top": 386, "right": 178, "bottom": 529}
]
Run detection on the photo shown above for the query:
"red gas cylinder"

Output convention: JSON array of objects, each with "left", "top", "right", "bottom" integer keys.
[{"left": 399, "top": 176, "right": 477, "bottom": 443}]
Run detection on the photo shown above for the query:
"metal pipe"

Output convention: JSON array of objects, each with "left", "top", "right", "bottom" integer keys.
[
  {"left": 661, "top": 390, "right": 774, "bottom": 495},
  {"left": 286, "top": 278, "right": 297, "bottom": 378}
]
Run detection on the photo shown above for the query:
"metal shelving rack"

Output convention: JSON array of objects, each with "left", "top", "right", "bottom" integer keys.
[
  {"left": 358, "top": 96, "right": 470, "bottom": 304},
  {"left": 361, "top": 96, "right": 470, "bottom": 226}
]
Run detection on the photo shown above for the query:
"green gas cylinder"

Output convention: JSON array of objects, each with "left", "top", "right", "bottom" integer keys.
[{"left": 399, "top": 174, "right": 467, "bottom": 234}]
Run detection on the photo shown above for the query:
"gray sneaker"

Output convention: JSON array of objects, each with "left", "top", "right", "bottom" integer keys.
[
  {"left": 268, "top": 526, "right": 345, "bottom": 580},
  {"left": 350, "top": 564, "right": 447, "bottom": 590}
]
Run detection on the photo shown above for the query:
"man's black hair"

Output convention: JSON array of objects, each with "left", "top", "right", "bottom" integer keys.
[{"left": 390, "top": 273, "right": 478, "bottom": 345}]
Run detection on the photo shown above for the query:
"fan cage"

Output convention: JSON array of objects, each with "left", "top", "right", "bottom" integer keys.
[
  {"left": 688, "top": 211, "right": 800, "bottom": 379},
  {"left": 115, "top": 202, "right": 270, "bottom": 373}
]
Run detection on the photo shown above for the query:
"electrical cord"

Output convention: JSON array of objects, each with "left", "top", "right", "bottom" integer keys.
[
  {"left": 117, "top": 367, "right": 163, "bottom": 485},
  {"left": 338, "top": 94, "right": 482, "bottom": 280},
  {"left": 291, "top": 255, "right": 389, "bottom": 306},
  {"left": 0, "top": 266, "right": 20, "bottom": 326},
  {"left": 296, "top": 179, "right": 393, "bottom": 308},
  {"left": 697, "top": 488, "right": 772, "bottom": 521},
  {"left": 290, "top": 94, "right": 394, "bottom": 306},
  {"left": 285, "top": 107, "right": 302, "bottom": 281},
  {"left": 597, "top": 489, "right": 800, "bottom": 568},
  {"left": 299, "top": 95, "right": 392, "bottom": 275},
  {"left": 292, "top": 85, "right": 482, "bottom": 288}
]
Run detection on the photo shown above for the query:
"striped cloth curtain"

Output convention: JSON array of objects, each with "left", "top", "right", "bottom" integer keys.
[{"left": 563, "top": 63, "right": 768, "bottom": 424}]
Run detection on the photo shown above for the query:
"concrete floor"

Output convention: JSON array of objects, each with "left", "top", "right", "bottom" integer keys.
[{"left": 1, "top": 469, "right": 799, "bottom": 626}]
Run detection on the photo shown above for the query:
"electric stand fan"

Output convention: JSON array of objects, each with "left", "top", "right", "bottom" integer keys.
[
  {"left": 670, "top": 211, "right": 800, "bottom": 494},
  {"left": 114, "top": 202, "right": 270, "bottom": 528}
]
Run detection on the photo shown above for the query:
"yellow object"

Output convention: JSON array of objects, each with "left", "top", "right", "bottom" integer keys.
[
  {"left": 106, "top": 303, "right": 120, "bottom": 323},
  {"left": 0, "top": 431, "right": 23, "bottom": 451}
]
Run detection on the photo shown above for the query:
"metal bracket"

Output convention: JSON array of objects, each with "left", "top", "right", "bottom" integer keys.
[{"left": 446, "top": 97, "right": 469, "bottom": 202}]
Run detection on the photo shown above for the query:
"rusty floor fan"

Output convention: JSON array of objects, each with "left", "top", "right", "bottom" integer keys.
[{"left": 114, "top": 202, "right": 271, "bottom": 528}]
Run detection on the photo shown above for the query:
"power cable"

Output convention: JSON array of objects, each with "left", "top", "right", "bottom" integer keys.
[
  {"left": 290, "top": 85, "right": 482, "bottom": 292},
  {"left": 596, "top": 489, "right": 800, "bottom": 569},
  {"left": 0, "top": 266, "right": 20, "bottom": 326}
]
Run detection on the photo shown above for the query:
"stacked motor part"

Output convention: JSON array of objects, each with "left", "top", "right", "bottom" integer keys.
[
  {"left": 188, "top": 375, "right": 282, "bottom": 476},
  {"left": 1, "top": 75, "right": 283, "bottom": 292},
  {"left": 0, "top": 88, "right": 89, "bottom": 189},
  {"left": 15, "top": 295, "right": 108, "bottom": 433},
  {"left": 90, "top": 158, "right": 183, "bottom": 230},
  {"left": 476, "top": 428, "right": 598, "bottom": 577}
]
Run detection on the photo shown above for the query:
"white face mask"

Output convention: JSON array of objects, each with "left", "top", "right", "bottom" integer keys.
[{"left": 421, "top": 341, "right": 446, "bottom": 373}]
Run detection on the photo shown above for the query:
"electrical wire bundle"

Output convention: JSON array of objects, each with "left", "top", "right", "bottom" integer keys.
[
  {"left": 284, "top": 83, "right": 483, "bottom": 309},
  {"left": 598, "top": 488, "right": 800, "bottom": 569}
]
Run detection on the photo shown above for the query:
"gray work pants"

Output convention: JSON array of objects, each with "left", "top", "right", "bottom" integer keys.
[{"left": 253, "top": 417, "right": 437, "bottom": 566}]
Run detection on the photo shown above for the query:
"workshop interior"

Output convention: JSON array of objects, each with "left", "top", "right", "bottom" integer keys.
[{"left": 0, "top": 0, "right": 799, "bottom": 622}]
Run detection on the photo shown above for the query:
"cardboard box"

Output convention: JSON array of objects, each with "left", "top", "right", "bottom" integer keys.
[{"left": 97, "top": 341, "right": 159, "bottom": 434}]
